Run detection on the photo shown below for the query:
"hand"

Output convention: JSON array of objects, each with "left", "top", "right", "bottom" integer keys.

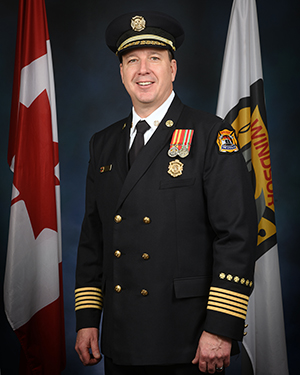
[
  {"left": 192, "top": 331, "right": 232, "bottom": 373},
  {"left": 75, "top": 327, "right": 102, "bottom": 366}
]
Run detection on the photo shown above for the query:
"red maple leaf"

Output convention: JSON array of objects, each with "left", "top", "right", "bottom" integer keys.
[{"left": 11, "top": 90, "right": 59, "bottom": 239}]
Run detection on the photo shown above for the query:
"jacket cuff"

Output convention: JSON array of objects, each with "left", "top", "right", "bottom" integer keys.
[
  {"left": 75, "top": 287, "right": 103, "bottom": 331},
  {"left": 203, "top": 286, "right": 249, "bottom": 341},
  {"left": 76, "top": 308, "right": 102, "bottom": 332}
]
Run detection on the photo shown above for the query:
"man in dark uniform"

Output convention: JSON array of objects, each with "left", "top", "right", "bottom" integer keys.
[{"left": 74, "top": 11, "right": 257, "bottom": 374}]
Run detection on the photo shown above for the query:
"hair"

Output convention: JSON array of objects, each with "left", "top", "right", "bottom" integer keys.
[{"left": 168, "top": 50, "right": 174, "bottom": 61}]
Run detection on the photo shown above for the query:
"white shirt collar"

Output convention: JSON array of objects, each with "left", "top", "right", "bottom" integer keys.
[{"left": 131, "top": 91, "right": 175, "bottom": 135}]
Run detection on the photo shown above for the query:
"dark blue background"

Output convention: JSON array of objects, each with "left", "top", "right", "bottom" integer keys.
[{"left": 1, "top": 1, "right": 299, "bottom": 374}]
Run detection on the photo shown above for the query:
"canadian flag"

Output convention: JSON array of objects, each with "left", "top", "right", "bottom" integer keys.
[{"left": 4, "top": 0, "right": 66, "bottom": 373}]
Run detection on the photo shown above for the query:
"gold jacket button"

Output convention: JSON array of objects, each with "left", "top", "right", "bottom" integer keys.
[
  {"left": 141, "top": 289, "right": 148, "bottom": 296},
  {"left": 115, "top": 285, "right": 122, "bottom": 293},
  {"left": 143, "top": 216, "right": 151, "bottom": 224},
  {"left": 114, "top": 250, "right": 121, "bottom": 258},
  {"left": 114, "top": 215, "right": 122, "bottom": 223},
  {"left": 142, "top": 253, "right": 150, "bottom": 260}
]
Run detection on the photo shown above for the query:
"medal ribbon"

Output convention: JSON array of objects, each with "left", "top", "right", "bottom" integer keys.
[
  {"left": 170, "top": 129, "right": 181, "bottom": 148},
  {"left": 183, "top": 129, "right": 194, "bottom": 152},
  {"left": 170, "top": 129, "right": 194, "bottom": 150}
]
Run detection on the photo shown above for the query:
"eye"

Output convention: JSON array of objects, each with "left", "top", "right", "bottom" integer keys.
[
  {"left": 150, "top": 55, "right": 160, "bottom": 61},
  {"left": 126, "top": 57, "right": 138, "bottom": 64}
]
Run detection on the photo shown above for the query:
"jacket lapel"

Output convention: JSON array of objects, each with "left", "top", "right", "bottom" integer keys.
[
  {"left": 116, "top": 95, "right": 184, "bottom": 210},
  {"left": 112, "top": 114, "right": 131, "bottom": 183}
]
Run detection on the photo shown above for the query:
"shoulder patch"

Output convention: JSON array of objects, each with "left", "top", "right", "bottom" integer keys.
[{"left": 216, "top": 129, "right": 239, "bottom": 153}]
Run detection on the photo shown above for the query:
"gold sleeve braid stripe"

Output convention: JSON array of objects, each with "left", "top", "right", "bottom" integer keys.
[
  {"left": 75, "top": 287, "right": 103, "bottom": 311},
  {"left": 207, "top": 287, "right": 249, "bottom": 320}
]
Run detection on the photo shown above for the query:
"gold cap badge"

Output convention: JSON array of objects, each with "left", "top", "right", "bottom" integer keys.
[
  {"left": 131, "top": 16, "right": 146, "bottom": 32},
  {"left": 168, "top": 159, "right": 184, "bottom": 178}
]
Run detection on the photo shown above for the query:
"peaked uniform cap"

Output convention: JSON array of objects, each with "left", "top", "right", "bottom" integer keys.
[{"left": 105, "top": 11, "right": 185, "bottom": 57}]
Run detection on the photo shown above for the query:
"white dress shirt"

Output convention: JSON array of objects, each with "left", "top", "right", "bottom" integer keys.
[{"left": 129, "top": 91, "right": 175, "bottom": 150}]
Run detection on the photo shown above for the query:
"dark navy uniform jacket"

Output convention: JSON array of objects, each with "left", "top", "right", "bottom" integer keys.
[{"left": 75, "top": 95, "right": 257, "bottom": 366}]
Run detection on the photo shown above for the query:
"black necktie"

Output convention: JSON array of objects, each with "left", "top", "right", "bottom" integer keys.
[{"left": 129, "top": 120, "right": 150, "bottom": 167}]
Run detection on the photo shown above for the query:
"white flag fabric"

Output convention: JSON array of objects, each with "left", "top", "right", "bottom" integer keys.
[
  {"left": 4, "top": 0, "right": 66, "bottom": 373},
  {"left": 216, "top": 1, "right": 289, "bottom": 374}
]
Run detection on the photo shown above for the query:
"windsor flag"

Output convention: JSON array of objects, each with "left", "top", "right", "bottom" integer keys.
[
  {"left": 4, "top": 0, "right": 66, "bottom": 373},
  {"left": 216, "top": 0, "right": 289, "bottom": 374}
]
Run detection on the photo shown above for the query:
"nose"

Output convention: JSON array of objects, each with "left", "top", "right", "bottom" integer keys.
[{"left": 138, "top": 58, "right": 149, "bottom": 75}]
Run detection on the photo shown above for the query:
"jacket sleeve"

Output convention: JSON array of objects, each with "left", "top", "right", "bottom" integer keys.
[
  {"left": 202, "top": 120, "right": 257, "bottom": 341},
  {"left": 75, "top": 134, "right": 104, "bottom": 331}
]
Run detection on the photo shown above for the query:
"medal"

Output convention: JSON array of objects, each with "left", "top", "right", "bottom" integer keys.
[
  {"left": 168, "top": 145, "right": 179, "bottom": 157},
  {"left": 178, "top": 146, "right": 189, "bottom": 158},
  {"left": 168, "top": 129, "right": 182, "bottom": 157},
  {"left": 168, "top": 129, "right": 194, "bottom": 158}
]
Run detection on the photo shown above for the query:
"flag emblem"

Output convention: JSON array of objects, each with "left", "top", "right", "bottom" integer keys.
[{"left": 216, "top": 129, "right": 239, "bottom": 153}]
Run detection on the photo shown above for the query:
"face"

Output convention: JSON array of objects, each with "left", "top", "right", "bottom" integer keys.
[{"left": 120, "top": 48, "right": 177, "bottom": 117}]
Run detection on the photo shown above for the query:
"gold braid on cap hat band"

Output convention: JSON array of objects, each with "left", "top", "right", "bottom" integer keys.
[{"left": 117, "top": 34, "right": 176, "bottom": 55}]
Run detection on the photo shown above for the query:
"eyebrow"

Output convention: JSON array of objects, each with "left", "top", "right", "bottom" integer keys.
[
  {"left": 124, "top": 50, "right": 164, "bottom": 60},
  {"left": 123, "top": 54, "right": 137, "bottom": 60}
]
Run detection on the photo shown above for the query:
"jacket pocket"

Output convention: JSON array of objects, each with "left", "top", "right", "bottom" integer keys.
[
  {"left": 160, "top": 177, "right": 195, "bottom": 190},
  {"left": 174, "top": 276, "right": 212, "bottom": 299}
]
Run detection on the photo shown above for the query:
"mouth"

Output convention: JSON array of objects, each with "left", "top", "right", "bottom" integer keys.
[{"left": 137, "top": 81, "right": 153, "bottom": 87}]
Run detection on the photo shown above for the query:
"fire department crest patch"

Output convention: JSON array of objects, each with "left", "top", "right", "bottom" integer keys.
[{"left": 216, "top": 129, "right": 239, "bottom": 153}]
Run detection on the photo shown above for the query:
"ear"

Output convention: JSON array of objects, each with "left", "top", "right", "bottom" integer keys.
[{"left": 171, "top": 59, "right": 177, "bottom": 83}]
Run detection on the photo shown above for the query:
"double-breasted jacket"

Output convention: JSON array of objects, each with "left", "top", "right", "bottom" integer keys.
[{"left": 75, "top": 95, "right": 257, "bottom": 365}]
